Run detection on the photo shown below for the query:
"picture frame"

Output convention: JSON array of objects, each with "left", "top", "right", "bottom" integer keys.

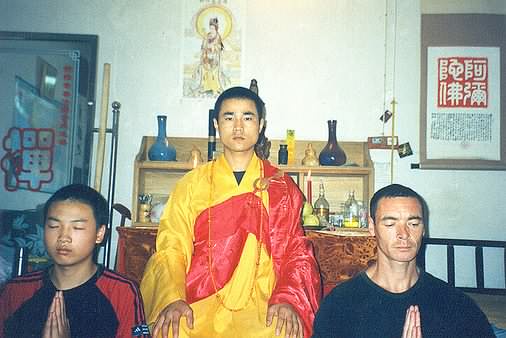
[
  {"left": 0, "top": 31, "right": 98, "bottom": 195},
  {"left": 419, "top": 14, "right": 506, "bottom": 170}
]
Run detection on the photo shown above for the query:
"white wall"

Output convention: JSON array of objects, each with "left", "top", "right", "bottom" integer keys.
[{"left": 1, "top": 0, "right": 505, "bottom": 286}]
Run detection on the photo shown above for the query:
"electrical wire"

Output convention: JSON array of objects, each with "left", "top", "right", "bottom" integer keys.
[
  {"left": 382, "top": 0, "right": 389, "bottom": 137},
  {"left": 389, "top": 0, "right": 398, "bottom": 184}
]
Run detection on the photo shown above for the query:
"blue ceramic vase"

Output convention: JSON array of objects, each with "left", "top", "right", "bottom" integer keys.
[
  {"left": 319, "top": 120, "right": 346, "bottom": 166},
  {"left": 148, "top": 115, "right": 176, "bottom": 161}
]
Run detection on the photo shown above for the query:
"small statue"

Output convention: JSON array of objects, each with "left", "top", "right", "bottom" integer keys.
[
  {"left": 249, "top": 79, "right": 258, "bottom": 95},
  {"left": 255, "top": 124, "right": 271, "bottom": 160},
  {"left": 188, "top": 145, "right": 204, "bottom": 168},
  {"left": 302, "top": 143, "right": 319, "bottom": 166},
  {"left": 250, "top": 78, "right": 270, "bottom": 159}
]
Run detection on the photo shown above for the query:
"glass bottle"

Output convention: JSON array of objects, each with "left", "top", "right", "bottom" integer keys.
[
  {"left": 343, "top": 191, "right": 359, "bottom": 228},
  {"left": 313, "top": 180, "right": 330, "bottom": 222},
  {"left": 278, "top": 144, "right": 288, "bottom": 165},
  {"left": 148, "top": 115, "right": 177, "bottom": 161},
  {"left": 319, "top": 120, "right": 347, "bottom": 166},
  {"left": 357, "top": 200, "right": 369, "bottom": 228}
]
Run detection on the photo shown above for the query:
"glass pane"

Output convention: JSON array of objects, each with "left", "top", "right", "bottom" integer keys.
[{"left": 0, "top": 32, "right": 97, "bottom": 201}]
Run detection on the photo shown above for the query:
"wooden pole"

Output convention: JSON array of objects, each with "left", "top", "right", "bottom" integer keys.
[{"left": 94, "top": 63, "right": 111, "bottom": 192}]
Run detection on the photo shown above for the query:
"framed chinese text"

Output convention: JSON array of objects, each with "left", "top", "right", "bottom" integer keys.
[
  {"left": 420, "top": 14, "right": 506, "bottom": 170},
  {"left": 0, "top": 32, "right": 98, "bottom": 195}
]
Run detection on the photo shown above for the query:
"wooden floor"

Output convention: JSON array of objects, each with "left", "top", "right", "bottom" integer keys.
[{"left": 467, "top": 293, "right": 506, "bottom": 329}]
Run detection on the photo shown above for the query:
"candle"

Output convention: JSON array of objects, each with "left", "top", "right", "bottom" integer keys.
[{"left": 306, "top": 170, "right": 312, "bottom": 204}]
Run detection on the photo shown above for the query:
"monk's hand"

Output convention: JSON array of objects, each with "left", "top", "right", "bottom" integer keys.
[
  {"left": 401, "top": 305, "right": 422, "bottom": 338},
  {"left": 266, "top": 303, "right": 304, "bottom": 338},
  {"left": 42, "top": 291, "right": 71, "bottom": 338},
  {"left": 152, "top": 300, "right": 194, "bottom": 338}
]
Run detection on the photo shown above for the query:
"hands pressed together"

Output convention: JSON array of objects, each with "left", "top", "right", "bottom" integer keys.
[
  {"left": 39, "top": 291, "right": 418, "bottom": 338},
  {"left": 152, "top": 300, "right": 303, "bottom": 338},
  {"left": 42, "top": 291, "right": 71, "bottom": 338},
  {"left": 402, "top": 305, "right": 422, "bottom": 338}
]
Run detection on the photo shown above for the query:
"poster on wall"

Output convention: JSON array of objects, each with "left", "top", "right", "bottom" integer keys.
[
  {"left": 426, "top": 47, "right": 500, "bottom": 161},
  {"left": 182, "top": 0, "right": 244, "bottom": 98}
]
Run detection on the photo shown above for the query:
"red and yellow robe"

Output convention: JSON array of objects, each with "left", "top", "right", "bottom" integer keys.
[{"left": 140, "top": 153, "right": 321, "bottom": 337}]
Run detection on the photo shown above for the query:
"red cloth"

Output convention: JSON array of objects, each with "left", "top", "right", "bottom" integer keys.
[{"left": 185, "top": 160, "right": 322, "bottom": 337}]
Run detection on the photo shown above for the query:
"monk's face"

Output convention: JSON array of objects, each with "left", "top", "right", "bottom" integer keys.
[{"left": 214, "top": 98, "right": 264, "bottom": 157}]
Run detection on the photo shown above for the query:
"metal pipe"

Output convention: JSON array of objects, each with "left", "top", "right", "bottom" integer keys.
[{"left": 103, "top": 101, "right": 120, "bottom": 268}]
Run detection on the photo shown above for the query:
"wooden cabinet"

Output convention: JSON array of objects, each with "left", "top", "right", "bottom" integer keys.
[
  {"left": 307, "top": 230, "right": 376, "bottom": 295},
  {"left": 132, "top": 136, "right": 374, "bottom": 226},
  {"left": 115, "top": 227, "right": 157, "bottom": 284},
  {"left": 115, "top": 226, "right": 377, "bottom": 295}
]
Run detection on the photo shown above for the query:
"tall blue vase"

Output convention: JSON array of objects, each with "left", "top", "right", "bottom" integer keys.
[
  {"left": 319, "top": 120, "right": 346, "bottom": 166},
  {"left": 148, "top": 115, "right": 176, "bottom": 161}
]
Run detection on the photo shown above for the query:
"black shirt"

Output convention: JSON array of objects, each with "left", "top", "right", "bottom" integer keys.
[{"left": 312, "top": 271, "right": 494, "bottom": 338}]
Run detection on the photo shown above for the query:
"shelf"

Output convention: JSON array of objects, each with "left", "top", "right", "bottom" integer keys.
[
  {"left": 131, "top": 136, "right": 374, "bottom": 226},
  {"left": 136, "top": 161, "right": 194, "bottom": 170},
  {"left": 137, "top": 160, "right": 371, "bottom": 174},
  {"left": 306, "top": 227, "right": 371, "bottom": 237}
]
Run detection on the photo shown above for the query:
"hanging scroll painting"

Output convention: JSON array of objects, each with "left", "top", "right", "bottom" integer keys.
[
  {"left": 420, "top": 14, "right": 506, "bottom": 170},
  {"left": 182, "top": 0, "right": 244, "bottom": 98},
  {"left": 426, "top": 47, "right": 500, "bottom": 161}
]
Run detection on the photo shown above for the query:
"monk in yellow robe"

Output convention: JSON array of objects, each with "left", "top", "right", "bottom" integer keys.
[{"left": 141, "top": 87, "right": 321, "bottom": 338}]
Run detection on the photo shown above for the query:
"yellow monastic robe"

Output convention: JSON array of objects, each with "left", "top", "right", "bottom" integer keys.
[{"left": 141, "top": 154, "right": 320, "bottom": 337}]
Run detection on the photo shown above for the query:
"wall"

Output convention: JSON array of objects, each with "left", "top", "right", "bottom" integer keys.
[{"left": 1, "top": 0, "right": 504, "bottom": 287}]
